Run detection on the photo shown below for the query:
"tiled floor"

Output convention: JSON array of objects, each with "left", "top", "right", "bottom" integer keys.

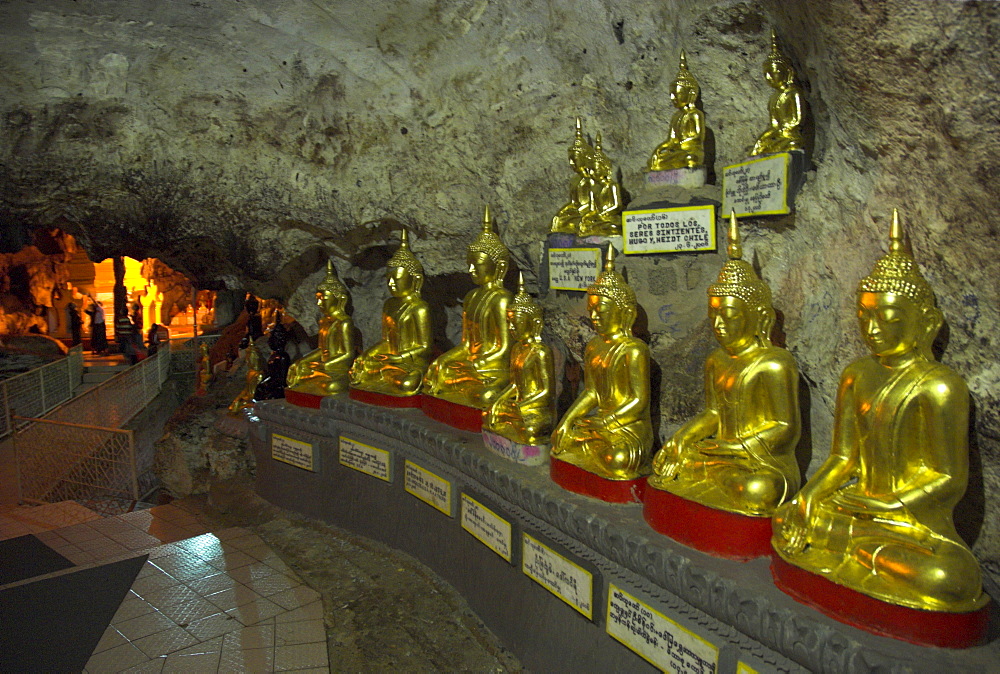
[{"left": 0, "top": 499, "right": 329, "bottom": 673}]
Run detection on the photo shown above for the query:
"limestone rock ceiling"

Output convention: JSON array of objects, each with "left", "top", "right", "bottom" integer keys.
[{"left": 2, "top": 1, "right": 1000, "bottom": 555}]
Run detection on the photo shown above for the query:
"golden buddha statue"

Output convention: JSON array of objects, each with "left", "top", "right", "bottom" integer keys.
[
  {"left": 649, "top": 212, "right": 800, "bottom": 515},
  {"left": 751, "top": 30, "right": 807, "bottom": 156},
  {"left": 422, "top": 206, "right": 513, "bottom": 408},
  {"left": 647, "top": 50, "right": 706, "bottom": 171},
  {"left": 772, "top": 210, "right": 986, "bottom": 613},
  {"left": 350, "top": 229, "right": 432, "bottom": 396},
  {"left": 286, "top": 260, "right": 355, "bottom": 396},
  {"left": 577, "top": 134, "right": 623, "bottom": 238},
  {"left": 228, "top": 341, "right": 264, "bottom": 414},
  {"left": 483, "top": 273, "right": 555, "bottom": 446},
  {"left": 551, "top": 247, "right": 652, "bottom": 479},
  {"left": 550, "top": 117, "right": 596, "bottom": 234}
]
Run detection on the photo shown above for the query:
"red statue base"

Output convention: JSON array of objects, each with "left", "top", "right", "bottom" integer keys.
[
  {"left": 419, "top": 395, "right": 483, "bottom": 433},
  {"left": 550, "top": 457, "right": 646, "bottom": 504},
  {"left": 642, "top": 487, "right": 772, "bottom": 561},
  {"left": 349, "top": 387, "right": 422, "bottom": 408},
  {"left": 771, "top": 556, "right": 992, "bottom": 648},
  {"left": 284, "top": 389, "right": 323, "bottom": 409}
]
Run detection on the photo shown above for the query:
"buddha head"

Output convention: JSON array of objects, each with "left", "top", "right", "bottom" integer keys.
[
  {"left": 568, "top": 116, "right": 592, "bottom": 173},
  {"left": 386, "top": 229, "right": 424, "bottom": 298},
  {"left": 763, "top": 29, "right": 796, "bottom": 89},
  {"left": 316, "top": 260, "right": 349, "bottom": 314},
  {"left": 856, "top": 209, "right": 942, "bottom": 361},
  {"left": 467, "top": 205, "right": 510, "bottom": 285},
  {"left": 587, "top": 247, "right": 637, "bottom": 336},
  {"left": 707, "top": 212, "right": 775, "bottom": 354},
  {"left": 670, "top": 50, "right": 700, "bottom": 109},
  {"left": 508, "top": 272, "right": 543, "bottom": 341},
  {"left": 268, "top": 310, "right": 289, "bottom": 351},
  {"left": 590, "top": 133, "right": 613, "bottom": 180}
]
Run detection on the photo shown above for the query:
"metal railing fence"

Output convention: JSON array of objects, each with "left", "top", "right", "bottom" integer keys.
[
  {"left": 0, "top": 345, "right": 84, "bottom": 439},
  {"left": 168, "top": 334, "right": 222, "bottom": 375}
]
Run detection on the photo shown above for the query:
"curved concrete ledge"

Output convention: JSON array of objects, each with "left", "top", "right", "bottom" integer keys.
[{"left": 248, "top": 397, "right": 999, "bottom": 673}]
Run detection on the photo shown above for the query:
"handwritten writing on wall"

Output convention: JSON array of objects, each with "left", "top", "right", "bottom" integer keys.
[
  {"left": 722, "top": 153, "right": 790, "bottom": 217},
  {"left": 404, "top": 460, "right": 452, "bottom": 516},
  {"left": 339, "top": 436, "right": 391, "bottom": 482},
  {"left": 623, "top": 205, "right": 716, "bottom": 254},
  {"left": 461, "top": 494, "right": 512, "bottom": 562},
  {"left": 522, "top": 534, "right": 593, "bottom": 619},
  {"left": 271, "top": 433, "right": 314, "bottom": 472},
  {"left": 607, "top": 584, "right": 719, "bottom": 674},
  {"left": 548, "top": 247, "right": 602, "bottom": 291}
]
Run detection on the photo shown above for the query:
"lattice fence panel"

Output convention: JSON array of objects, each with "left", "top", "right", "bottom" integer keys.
[
  {"left": 41, "top": 361, "right": 71, "bottom": 409},
  {"left": 15, "top": 419, "right": 136, "bottom": 504}
]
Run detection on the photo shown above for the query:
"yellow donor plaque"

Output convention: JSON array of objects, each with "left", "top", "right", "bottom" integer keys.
[
  {"left": 550, "top": 118, "right": 623, "bottom": 237},
  {"left": 649, "top": 212, "right": 801, "bottom": 516},
  {"left": 772, "top": 210, "right": 986, "bottom": 613},
  {"left": 551, "top": 247, "right": 652, "bottom": 480},
  {"left": 484, "top": 273, "right": 556, "bottom": 446},
  {"left": 751, "top": 30, "right": 808, "bottom": 157},
  {"left": 647, "top": 50, "right": 706, "bottom": 172},
  {"left": 287, "top": 260, "right": 355, "bottom": 396},
  {"left": 350, "top": 229, "right": 432, "bottom": 396},
  {"left": 422, "top": 206, "right": 513, "bottom": 409}
]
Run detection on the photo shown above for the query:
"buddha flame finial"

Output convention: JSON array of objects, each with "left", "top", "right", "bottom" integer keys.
[
  {"left": 889, "top": 207, "right": 906, "bottom": 254},
  {"left": 605, "top": 242, "right": 616, "bottom": 271},
  {"left": 727, "top": 210, "right": 743, "bottom": 260}
]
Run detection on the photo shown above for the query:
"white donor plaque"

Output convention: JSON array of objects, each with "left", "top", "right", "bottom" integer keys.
[
  {"left": 404, "top": 460, "right": 452, "bottom": 516},
  {"left": 271, "top": 434, "right": 314, "bottom": 471},
  {"left": 548, "top": 247, "right": 602, "bottom": 291},
  {"left": 622, "top": 204, "right": 716, "bottom": 254},
  {"left": 339, "top": 436, "right": 391, "bottom": 482},
  {"left": 522, "top": 534, "right": 593, "bottom": 619},
  {"left": 722, "top": 153, "right": 791, "bottom": 217},
  {"left": 607, "top": 584, "right": 719, "bottom": 673},
  {"left": 461, "top": 494, "right": 512, "bottom": 562}
]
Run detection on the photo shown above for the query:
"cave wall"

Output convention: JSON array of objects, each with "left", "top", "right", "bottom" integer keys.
[{"left": 1, "top": 0, "right": 999, "bottom": 561}]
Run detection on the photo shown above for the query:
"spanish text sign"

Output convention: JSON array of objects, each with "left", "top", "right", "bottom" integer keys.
[
  {"left": 522, "top": 534, "right": 593, "bottom": 619},
  {"left": 622, "top": 205, "right": 716, "bottom": 254},
  {"left": 404, "top": 460, "right": 452, "bottom": 516},
  {"left": 339, "top": 436, "right": 391, "bottom": 482},
  {"left": 722, "top": 153, "right": 790, "bottom": 217},
  {"left": 548, "top": 247, "right": 601, "bottom": 291},
  {"left": 607, "top": 584, "right": 719, "bottom": 673},
  {"left": 271, "top": 434, "right": 314, "bottom": 472}
]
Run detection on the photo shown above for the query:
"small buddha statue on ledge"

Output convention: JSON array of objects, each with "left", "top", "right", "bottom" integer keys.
[
  {"left": 648, "top": 212, "right": 801, "bottom": 516},
  {"left": 751, "top": 30, "right": 808, "bottom": 157},
  {"left": 647, "top": 50, "right": 706, "bottom": 172},
  {"left": 483, "top": 273, "right": 555, "bottom": 447},
  {"left": 772, "top": 210, "right": 986, "bottom": 614},
  {"left": 551, "top": 247, "right": 652, "bottom": 481},
  {"left": 228, "top": 340, "right": 263, "bottom": 414},
  {"left": 577, "top": 134, "right": 623, "bottom": 238},
  {"left": 422, "top": 206, "right": 513, "bottom": 409},
  {"left": 286, "top": 260, "right": 355, "bottom": 397},
  {"left": 253, "top": 311, "right": 291, "bottom": 401},
  {"left": 350, "top": 229, "right": 432, "bottom": 397},
  {"left": 550, "top": 117, "right": 594, "bottom": 235}
]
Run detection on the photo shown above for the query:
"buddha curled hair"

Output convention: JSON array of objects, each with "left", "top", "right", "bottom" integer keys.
[
  {"left": 317, "top": 259, "right": 348, "bottom": 298},
  {"left": 708, "top": 213, "right": 776, "bottom": 345},
  {"left": 857, "top": 210, "right": 936, "bottom": 312},
  {"left": 387, "top": 229, "right": 424, "bottom": 286},
  {"left": 587, "top": 247, "right": 637, "bottom": 326},
  {"left": 510, "top": 273, "right": 542, "bottom": 324},
  {"left": 468, "top": 205, "right": 510, "bottom": 267},
  {"left": 764, "top": 29, "right": 795, "bottom": 77},
  {"left": 672, "top": 50, "right": 700, "bottom": 97}
]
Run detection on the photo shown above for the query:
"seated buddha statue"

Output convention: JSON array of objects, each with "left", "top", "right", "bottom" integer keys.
[
  {"left": 253, "top": 312, "right": 291, "bottom": 401},
  {"left": 483, "top": 273, "right": 556, "bottom": 446},
  {"left": 550, "top": 117, "right": 595, "bottom": 234},
  {"left": 649, "top": 212, "right": 801, "bottom": 516},
  {"left": 772, "top": 210, "right": 986, "bottom": 613},
  {"left": 286, "top": 260, "right": 355, "bottom": 396},
  {"left": 578, "top": 134, "right": 623, "bottom": 238},
  {"left": 647, "top": 50, "right": 706, "bottom": 172},
  {"left": 422, "top": 206, "right": 513, "bottom": 408},
  {"left": 228, "top": 341, "right": 264, "bottom": 414},
  {"left": 751, "top": 30, "right": 807, "bottom": 156},
  {"left": 551, "top": 247, "right": 652, "bottom": 479},
  {"left": 350, "top": 229, "right": 432, "bottom": 396}
]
